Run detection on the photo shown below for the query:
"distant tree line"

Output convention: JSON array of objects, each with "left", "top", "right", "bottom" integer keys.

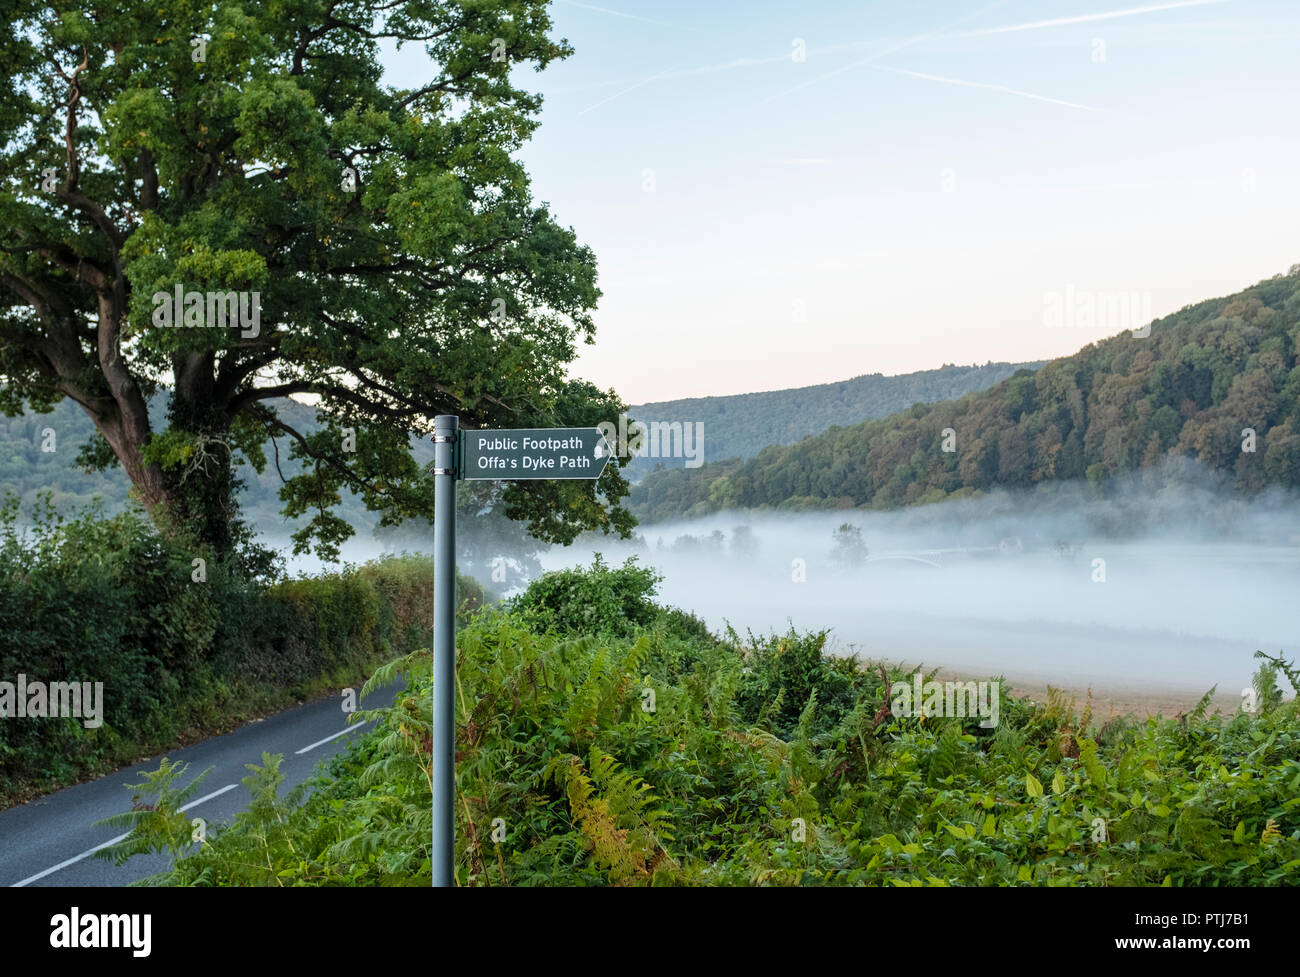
[{"left": 624, "top": 361, "right": 1042, "bottom": 479}]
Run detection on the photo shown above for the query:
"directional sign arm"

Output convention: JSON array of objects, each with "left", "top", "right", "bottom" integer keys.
[{"left": 459, "top": 427, "right": 612, "bottom": 481}]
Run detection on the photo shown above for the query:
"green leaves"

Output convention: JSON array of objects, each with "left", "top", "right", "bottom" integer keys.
[
  {"left": 0, "top": 0, "right": 631, "bottom": 561},
  {"left": 512, "top": 555, "right": 663, "bottom": 640}
]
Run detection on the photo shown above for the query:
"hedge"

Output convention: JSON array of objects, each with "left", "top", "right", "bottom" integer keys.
[{"left": 0, "top": 505, "right": 481, "bottom": 805}]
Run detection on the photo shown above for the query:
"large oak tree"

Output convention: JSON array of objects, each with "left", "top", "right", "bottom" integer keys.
[{"left": 0, "top": 0, "right": 633, "bottom": 560}]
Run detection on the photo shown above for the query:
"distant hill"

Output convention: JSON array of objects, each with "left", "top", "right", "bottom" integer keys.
[
  {"left": 629, "top": 269, "right": 1300, "bottom": 522},
  {"left": 624, "top": 361, "right": 1042, "bottom": 480},
  {"left": 0, "top": 398, "right": 129, "bottom": 515},
  {"left": 0, "top": 361, "right": 1042, "bottom": 525}
]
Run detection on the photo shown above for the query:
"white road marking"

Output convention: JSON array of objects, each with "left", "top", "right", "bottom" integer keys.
[
  {"left": 179, "top": 783, "right": 240, "bottom": 812},
  {"left": 10, "top": 783, "right": 240, "bottom": 887},
  {"left": 295, "top": 720, "right": 369, "bottom": 755}
]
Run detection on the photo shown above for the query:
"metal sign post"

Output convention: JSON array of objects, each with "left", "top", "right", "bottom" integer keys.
[
  {"left": 431, "top": 414, "right": 457, "bottom": 887},
  {"left": 430, "top": 421, "right": 611, "bottom": 887}
]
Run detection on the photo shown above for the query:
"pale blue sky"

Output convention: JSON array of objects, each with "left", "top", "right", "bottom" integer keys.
[{"left": 385, "top": 0, "right": 1300, "bottom": 402}]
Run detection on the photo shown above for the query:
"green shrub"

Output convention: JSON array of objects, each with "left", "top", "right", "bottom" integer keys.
[
  {"left": 733, "top": 628, "right": 860, "bottom": 739},
  {"left": 511, "top": 555, "right": 662, "bottom": 639}
]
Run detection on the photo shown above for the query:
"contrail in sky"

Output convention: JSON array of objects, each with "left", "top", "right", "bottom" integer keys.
[
  {"left": 760, "top": 0, "right": 1014, "bottom": 104},
  {"left": 577, "top": 51, "right": 811, "bottom": 112},
  {"left": 575, "top": 0, "right": 1218, "bottom": 114},
  {"left": 873, "top": 65, "right": 1102, "bottom": 111},
  {"left": 578, "top": 67, "right": 680, "bottom": 115},
  {"left": 556, "top": 0, "right": 697, "bottom": 32},
  {"left": 947, "top": 0, "right": 1232, "bottom": 37}
]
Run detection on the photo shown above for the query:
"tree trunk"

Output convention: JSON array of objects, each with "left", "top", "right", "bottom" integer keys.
[
  {"left": 80, "top": 296, "right": 170, "bottom": 513},
  {"left": 165, "top": 388, "right": 241, "bottom": 558},
  {"left": 75, "top": 305, "right": 240, "bottom": 557}
]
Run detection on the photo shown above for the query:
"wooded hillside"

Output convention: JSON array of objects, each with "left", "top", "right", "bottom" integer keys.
[{"left": 631, "top": 270, "right": 1300, "bottom": 521}]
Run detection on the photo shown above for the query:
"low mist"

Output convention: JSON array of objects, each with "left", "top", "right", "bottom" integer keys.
[{"left": 278, "top": 467, "right": 1300, "bottom": 701}]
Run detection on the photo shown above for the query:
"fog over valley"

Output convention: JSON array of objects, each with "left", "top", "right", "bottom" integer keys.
[
  {"left": 530, "top": 474, "right": 1300, "bottom": 700},
  {"left": 275, "top": 467, "right": 1300, "bottom": 704}
]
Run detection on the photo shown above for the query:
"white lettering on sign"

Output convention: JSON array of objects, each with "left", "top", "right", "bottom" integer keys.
[
  {"left": 525, "top": 436, "right": 583, "bottom": 451},
  {"left": 460, "top": 428, "right": 609, "bottom": 480},
  {"left": 476, "top": 455, "right": 590, "bottom": 471},
  {"left": 470, "top": 435, "right": 586, "bottom": 451}
]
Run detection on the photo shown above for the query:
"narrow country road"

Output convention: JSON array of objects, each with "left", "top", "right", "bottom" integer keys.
[{"left": 0, "top": 679, "right": 402, "bottom": 886}]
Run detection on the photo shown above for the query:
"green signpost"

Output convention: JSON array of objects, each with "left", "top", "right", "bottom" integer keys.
[
  {"left": 430, "top": 417, "right": 612, "bottom": 886},
  {"left": 459, "top": 427, "right": 611, "bottom": 480}
]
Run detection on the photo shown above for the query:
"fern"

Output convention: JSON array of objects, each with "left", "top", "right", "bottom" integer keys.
[
  {"left": 544, "top": 747, "right": 677, "bottom": 885},
  {"left": 1078, "top": 737, "right": 1108, "bottom": 789},
  {"left": 92, "top": 758, "right": 212, "bottom": 867},
  {"left": 1255, "top": 650, "right": 1300, "bottom": 695},
  {"left": 1185, "top": 685, "right": 1217, "bottom": 722}
]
